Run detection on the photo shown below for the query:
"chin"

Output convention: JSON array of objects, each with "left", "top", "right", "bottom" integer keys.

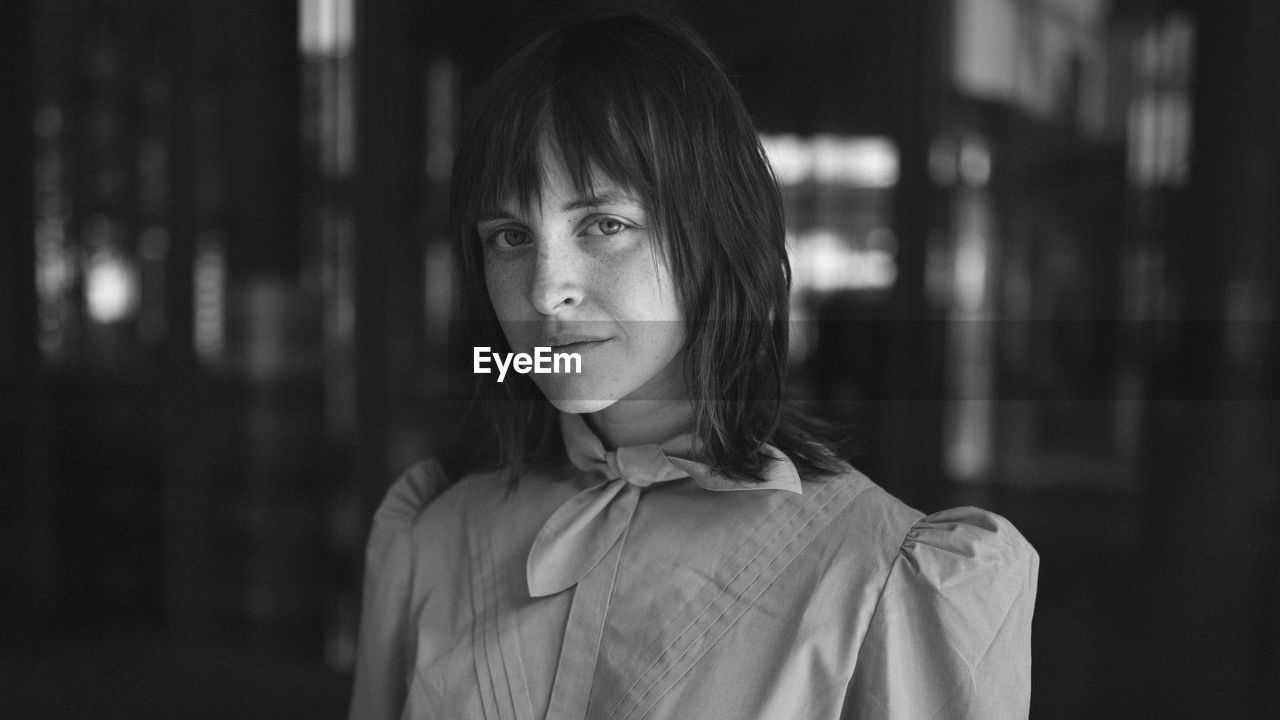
[
  {"left": 545, "top": 397, "right": 618, "bottom": 414},
  {"left": 534, "top": 376, "right": 622, "bottom": 414}
]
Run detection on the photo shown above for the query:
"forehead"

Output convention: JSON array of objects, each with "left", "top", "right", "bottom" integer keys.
[
  {"left": 486, "top": 139, "right": 645, "bottom": 217},
  {"left": 468, "top": 81, "right": 659, "bottom": 213}
]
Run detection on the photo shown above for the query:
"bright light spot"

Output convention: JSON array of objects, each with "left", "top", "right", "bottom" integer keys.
[
  {"left": 760, "top": 134, "right": 808, "bottom": 186},
  {"left": 85, "top": 250, "right": 140, "bottom": 323},
  {"left": 194, "top": 231, "right": 226, "bottom": 361},
  {"left": 299, "top": 0, "right": 354, "bottom": 57},
  {"left": 1128, "top": 93, "right": 1191, "bottom": 188},
  {"left": 761, "top": 134, "right": 898, "bottom": 188},
  {"left": 954, "top": 233, "right": 988, "bottom": 311},
  {"left": 791, "top": 228, "right": 898, "bottom": 292},
  {"left": 1128, "top": 13, "right": 1194, "bottom": 188},
  {"left": 815, "top": 135, "right": 898, "bottom": 187},
  {"left": 946, "top": 399, "right": 993, "bottom": 481},
  {"left": 34, "top": 112, "right": 71, "bottom": 356},
  {"left": 35, "top": 222, "right": 71, "bottom": 301}
]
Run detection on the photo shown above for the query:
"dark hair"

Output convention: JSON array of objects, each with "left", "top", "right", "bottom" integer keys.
[{"left": 448, "top": 8, "right": 846, "bottom": 483}]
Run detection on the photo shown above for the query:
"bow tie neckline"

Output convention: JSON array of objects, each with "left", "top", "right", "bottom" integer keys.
[{"left": 525, "top": 412, "right": 801, "bottom": 597}]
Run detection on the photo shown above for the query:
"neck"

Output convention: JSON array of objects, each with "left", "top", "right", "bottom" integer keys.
[{"left": 584, "top": 399, "right": 695, "bottom": 449}]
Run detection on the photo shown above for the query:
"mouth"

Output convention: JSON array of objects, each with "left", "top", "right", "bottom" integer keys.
[{"left": 542, "top": 335, "right": 609, "bottom": 351}]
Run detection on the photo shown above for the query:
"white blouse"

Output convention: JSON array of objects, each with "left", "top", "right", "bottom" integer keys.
[{"left": 349, "top": 413, "right": 1039, "bottom": 719}]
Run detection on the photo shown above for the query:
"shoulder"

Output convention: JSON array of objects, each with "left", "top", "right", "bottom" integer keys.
[
  {"left": 903, "top": 505, "right": 1038, "bottom": 562},
  {"left": 366, "top": 459, "right": 505, "bottom": 554},
  {"left": 368, "top": 459, "right": 500, "bottom": 533},
  {"left": 801, "top": 466, "right": 1038, "bottom": 588},
  {"left": 799, "top": 465, "right": 921, "bottom": 557},
  {"left": 839, "top": 494, "right": 1039, "bottom": 717},
  {"left": 370, "top": 458, "right": 450, "bottom": 527},
  {"left": 896, "top": 505, "right": 1039, "bottom": 595},
  {"left": 362, "top": 459, "right": 448, "bottom": 570}
]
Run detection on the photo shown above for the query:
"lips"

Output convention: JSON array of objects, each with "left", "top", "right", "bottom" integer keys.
[{"left": 544, "top": 335, "right": 609, "bottom": 350}]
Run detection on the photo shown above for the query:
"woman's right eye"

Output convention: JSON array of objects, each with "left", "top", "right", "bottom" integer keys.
[{"left": 488, "top": 228, "right": 531, "bottom": 249}]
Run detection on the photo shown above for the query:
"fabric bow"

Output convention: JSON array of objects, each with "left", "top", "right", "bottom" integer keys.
[{"left": 526, "top": 412, "right": 802, "bottom": 597}]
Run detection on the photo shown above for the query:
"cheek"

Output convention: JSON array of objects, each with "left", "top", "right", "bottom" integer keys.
[
  {"left": 598, "top": 250, "right": 682, "bottom": 322},
  {"left": 483, "top": 261, "right": 520, "bottom": 320},
  {"left": 484, "top": 261, "right": 535, "bottom": 352}
]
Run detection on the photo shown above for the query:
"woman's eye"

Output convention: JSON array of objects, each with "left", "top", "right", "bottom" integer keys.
[
  {"left": 489, "top": 228, "right": 530, "bottom": 248},
  {"left": 586, "top": 218, "right": 628, "bottom": 236}
]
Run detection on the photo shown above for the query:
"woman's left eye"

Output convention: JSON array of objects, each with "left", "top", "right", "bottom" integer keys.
[{"left": 583, "top": 217, "right": 629, "bottom": 236}]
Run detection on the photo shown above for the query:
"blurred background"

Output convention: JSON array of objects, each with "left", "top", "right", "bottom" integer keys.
[{"left": 1, "top": 0, "right": 1277, "bottom": 718}]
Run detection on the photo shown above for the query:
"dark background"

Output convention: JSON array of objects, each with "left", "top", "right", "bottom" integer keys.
[{"left": 2, "top": 1, "right": 1278, "bottom": 718}]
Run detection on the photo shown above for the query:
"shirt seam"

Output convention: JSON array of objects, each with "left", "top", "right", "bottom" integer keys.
[
  {"left": 625, "top": 484, "right": 852, "bottom": 720},
  {"left": 583, "top": 514, "right": 633, "bottom": 719},
  {"left": 616, "top": 480, "right": 870, "bottom": 720},
  {"left": 604, "top": 481, "right": 832, "bottom": 716},
  {"left": 845, "top": 508, "right": 924, "bottom": 694}
]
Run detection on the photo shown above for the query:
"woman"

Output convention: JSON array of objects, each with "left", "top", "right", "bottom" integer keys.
[{"left": 350, "top": 9, "right": 1038, "bottom": 720}]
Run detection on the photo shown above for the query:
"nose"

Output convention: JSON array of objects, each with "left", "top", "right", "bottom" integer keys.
[{"left": 526, "top": 239, "right": 585, "bottom": 315}]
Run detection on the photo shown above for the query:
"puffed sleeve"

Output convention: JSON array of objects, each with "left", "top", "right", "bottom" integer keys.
[
  {"left": 348, "top": 459, "right": 450, "bottom": 720},
  {"left": 843, "top": 507, "right": 1039, "bottom": 720}
]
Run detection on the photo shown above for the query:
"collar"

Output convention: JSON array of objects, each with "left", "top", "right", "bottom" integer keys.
[{"left": 526, "top": 412, "right": 801, "bottom": 597}]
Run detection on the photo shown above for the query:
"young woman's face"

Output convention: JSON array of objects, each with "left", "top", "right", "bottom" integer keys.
[{"left": 478, "top": 144, "right": 686, "bottom": 414}]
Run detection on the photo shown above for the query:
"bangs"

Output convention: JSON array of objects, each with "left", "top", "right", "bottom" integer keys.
[{"left": 464, "top": 22, "right": 676, "bottom": 219}]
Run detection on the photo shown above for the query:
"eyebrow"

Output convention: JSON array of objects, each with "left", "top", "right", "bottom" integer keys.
[
  {"left": 560, "top": 190, "right": 641, "bottom": 212},
  {"left": 477, "top": 190, "right": 643, "bottom": 223}
]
